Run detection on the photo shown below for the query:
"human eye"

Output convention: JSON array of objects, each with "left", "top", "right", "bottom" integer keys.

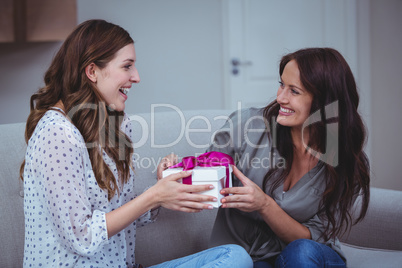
[
  {"left": 290, "top": 88, "right": 300, "bottom": 95},
  {"left": 278, "top": 81, "right": 285, "bottom": 88},
  {"left": 124, "top": 64, "right": 132, "bottom": 70}
]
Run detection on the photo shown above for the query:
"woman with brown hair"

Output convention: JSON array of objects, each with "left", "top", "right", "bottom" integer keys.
[
  {"left": 207, "top": 47, "right": 370, "bottom": 267},
  {"left": 21, "top": 19, "right": 252, "bottom": 267}
]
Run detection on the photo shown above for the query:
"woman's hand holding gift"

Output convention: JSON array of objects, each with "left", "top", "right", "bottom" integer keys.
[
  {"left": 149, "top": 170, "right": 217, "bottom": 213},
  {"left": 157, "top": 153, "right": 178, "bottom": 180},
  {"left": 220, "top": 166, "right": 272, "bottom": 213}
]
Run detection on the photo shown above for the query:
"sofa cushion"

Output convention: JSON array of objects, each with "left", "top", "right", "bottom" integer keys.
[
  {"left": 136, "top": 208, "right": 218, "bottom": 267},
  {"left": 0, "top": 122, "right": 26, "bottom": 268},
  {"left": 340, "top": 187, "right": 402, "bottom": 251},
  {"left": 341, "top": 243, "right": 402, "bottom": 268}
]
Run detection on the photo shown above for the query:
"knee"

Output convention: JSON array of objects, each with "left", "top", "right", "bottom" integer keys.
[
  {"left": 277, "top": 239, "right": 323, "bottom": 266},
  {"left": 284, "top": 239, "right": 319, "bottom": 254},
  {"left": 226, "top": 244, "right": 253, "bottom": 268}
]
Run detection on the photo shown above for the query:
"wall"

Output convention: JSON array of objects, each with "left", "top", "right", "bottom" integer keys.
[
  {"left": 0, "top": 42, "right": 62, "bottom": 124},
  {"left": 0, "top": 0, "right": 223, "bottom": 123},
  {"left": 0, "top": 0, "right": 401, "bottom": 191},
  {"left": 369, "top": 0, "right": 402, "bottom": 190}
]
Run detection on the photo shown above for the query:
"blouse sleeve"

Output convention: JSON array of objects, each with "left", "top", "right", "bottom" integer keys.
[
  {"left": 30, "top": 122, "right": 108, "bottom": 257},
  {"left": 136, "top": 207, "right": 160, "bottom": 228},
  {"left": 302, "top": 214, "right": 327, "bottom": 243},
  {"left": 121, "top": 114, "right": 159, "bottom": 227}
]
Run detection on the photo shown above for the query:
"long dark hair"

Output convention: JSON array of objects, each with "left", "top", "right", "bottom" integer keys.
[
  {"left": 263, "top": 48, "right": 370, "bottom": 240},
  {"left": 20, "top": 19, "right": 134, "bottom": 200}
]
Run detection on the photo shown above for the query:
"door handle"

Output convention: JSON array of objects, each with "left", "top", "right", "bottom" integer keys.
[
  {"left": 231, "top": 58, "right": 252, "bottom": 75},
  {"left": 231, "top": 58, "right": 252, "bottom": 66}
]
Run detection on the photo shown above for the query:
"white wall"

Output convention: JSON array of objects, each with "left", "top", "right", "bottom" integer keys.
[{"left": 0, "top": 0, "right": 401, "bottom": 191}]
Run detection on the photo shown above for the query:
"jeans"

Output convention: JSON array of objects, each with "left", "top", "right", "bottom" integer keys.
[
  {"left": 253, "top": 239, "right": 346, "bottom": 268},
  {"left": 150, "top": 244, "right": 253, "bottom": 268}
]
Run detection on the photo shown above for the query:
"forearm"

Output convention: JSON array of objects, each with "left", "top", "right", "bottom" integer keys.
[
  {"left": 259, "top": 198, "right": 311, "bottom": 244},
  {"left": 105, "top": 188, "right": 157, "bottom": 238}
]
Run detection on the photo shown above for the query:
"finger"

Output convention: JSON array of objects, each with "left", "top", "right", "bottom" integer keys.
[
  {"left": 160, "top": 156, "right": 171, "bottom": 169},
  {"left": 170, "top": 153, "right": 179, "bottom": 165},
  {"left": 221, "top": 193, "right": 251, "bottom": 203},
  {"left": 232, "top": 166, "right": 252, "bottom": 186},
  {"left": 165, "top": 170, "right": 193, "bottom": 181},
  {"left": 161, "top": 158, "right": 171, "bottom": 169},
  {"left": 183, "top": 192, "right": 218, "bottom": 204},
  {"left": 180, "top": 200, "right": 214, "bottom": 210},
  {"left": 220, "top": 201, "right": 251, "bottom": 211},
  {"left": 176, "top": 206, "right": 204, "bottom": 213},
  {"left": 158, "top": 157, "right": 174, "bottom": 180},
  {"left": 166, "top": 204, "right": 203, "bottom": 213},
  {"left": 180, "top": 208, "right": 203, "bottom": 213},
  {"left": 220, "top": 186, "right": 248, "bottom": 195},
  {"left": 183, "top": 184, "right": 215, "bottom": 193},
  {"left": 164, "top": 153, "right": 178, "bottom": 167},
  {"left": 164, "top": 197, "right": 214, "bottom": 211}
]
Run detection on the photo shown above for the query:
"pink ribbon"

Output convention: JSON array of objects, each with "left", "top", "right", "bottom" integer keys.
[{"left": 170, "top": 151, "right": 234, "bottom": 188}]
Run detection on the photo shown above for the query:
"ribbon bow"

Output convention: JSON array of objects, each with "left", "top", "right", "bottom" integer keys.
[{"left": 170, "top": 151, "right": 234, "bottom": 187}]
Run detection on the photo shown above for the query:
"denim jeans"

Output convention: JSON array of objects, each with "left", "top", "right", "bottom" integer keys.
[
  {"left": 253, "top": 239, "right": 346, "bottom": 268},
  {"left": 150, "top": 244, "right": 253, "bottom": 268}
]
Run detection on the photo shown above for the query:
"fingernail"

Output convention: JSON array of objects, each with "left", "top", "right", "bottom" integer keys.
[
  {"left": 212, "top": 198, "right": 217, "bottom": 201},
  {"left": 221, "top": 199, "right": 226, "bottom": 203},
  {"left": 220, "top": 190, "right": 225, "bottom": 194},
  {"left": 208, "top": 205, "right": 213, "bottom": 210},
  {"left": 209, "top": 185, "right": 214, "bottom": 189}
]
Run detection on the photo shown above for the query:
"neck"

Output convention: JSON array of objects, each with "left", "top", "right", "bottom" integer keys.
[
  {"left": 291, "top": 127, "right": 307, "bottom": 153},
  {"left": 291, "top": 127, "right": 321, "bottom": 164},
  {"left": 54, "top": 100, "right": 65, "bottom": 111}
]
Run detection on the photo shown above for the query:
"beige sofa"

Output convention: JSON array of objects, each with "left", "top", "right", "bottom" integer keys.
[{"left": 1, "top": 110, "right": 401, "bottom": 267}]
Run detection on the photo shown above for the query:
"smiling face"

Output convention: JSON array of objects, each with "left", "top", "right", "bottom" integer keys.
[
  {"left": 89, "top": 43, "right": 140, "bottom": 112},
  {"left": 276, "top": 60, "right": 313, "bottom": 130}
]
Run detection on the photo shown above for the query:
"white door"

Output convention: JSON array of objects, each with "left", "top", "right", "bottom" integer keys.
[{"left": 222, "top": 0, "right": 358, "bottom": 110}]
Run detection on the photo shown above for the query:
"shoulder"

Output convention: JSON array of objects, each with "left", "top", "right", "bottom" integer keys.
[
  {"left": 226, "top": 107, "right": 266, "bottom": 129},
  {"left": 228, "top": 107, "right": 264, "bottom": 119},
  {"left": 120, "top": 112, "right": 133, "bottom": 133},
  {"left": 31, "top": 109, "right": 85, "bottom": 148}
]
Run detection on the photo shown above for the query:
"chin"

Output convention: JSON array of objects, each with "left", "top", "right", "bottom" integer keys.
[
  {"left": 114, "top": 107, "right": 125, "bottom": 112},
  {"left": 107, "top": 103, "right": 125, "bottom": 112},
  {"left": 276, "top": 116, "right": 288, "bottom": 126}
]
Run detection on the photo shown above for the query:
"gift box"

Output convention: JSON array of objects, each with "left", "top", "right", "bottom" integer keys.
[
  {"left": 162, "top": 151, "right": 234, "bottom": 208},
  {"left": 162, "top": 165, "right": 233, "bottom": 208}
]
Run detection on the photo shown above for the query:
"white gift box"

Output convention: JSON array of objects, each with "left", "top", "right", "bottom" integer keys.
[{"left": 162, "top": 165, "right": 233, "bottom": 208}]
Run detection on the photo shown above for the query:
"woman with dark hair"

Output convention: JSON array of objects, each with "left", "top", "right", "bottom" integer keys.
[
  {"left": 20, "top": 19, "right": 252, "bottom": 267},
  {"left": 207, "top": 47, "right": 370, "bottom": 267}
]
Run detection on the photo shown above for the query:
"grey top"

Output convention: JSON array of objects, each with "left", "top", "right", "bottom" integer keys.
[{"left": 207, "top": 107, "right": 345, "bottom": 262}]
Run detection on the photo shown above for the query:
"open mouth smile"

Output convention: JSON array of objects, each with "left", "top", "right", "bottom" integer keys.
[
  {"left": 279, "top": 106, "right": 295, "bottom": 114},
  {"left": 119, "top": 87, "right": 130, "bottom": 95}
]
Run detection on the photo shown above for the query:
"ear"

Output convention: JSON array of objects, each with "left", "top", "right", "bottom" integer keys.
[{"left": 85, "top": 63, "right": 98, "bottom": 83}]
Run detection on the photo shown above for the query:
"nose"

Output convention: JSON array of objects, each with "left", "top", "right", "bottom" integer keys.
[
  {"left": 130, "top": 68, "right": 140, "bottom": 84},
  {"left": 276, "top": 87, "right": 288, "bottom": 104}
]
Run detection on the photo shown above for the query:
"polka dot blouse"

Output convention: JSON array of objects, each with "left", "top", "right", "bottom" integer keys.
[{"left": 23, "top": 109, "right": 157, "bottom": 267}]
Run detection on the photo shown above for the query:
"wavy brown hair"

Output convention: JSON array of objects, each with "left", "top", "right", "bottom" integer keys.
[
  {"left": 20, "top": 19, "right": 134, "bottom": 200},
  {"left": 263, "top": 48, "right": 370, "bottom": 240}
]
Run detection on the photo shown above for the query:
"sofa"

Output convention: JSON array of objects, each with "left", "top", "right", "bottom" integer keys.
[{"left": 1, "top": 109, "right": 402, "bottom": 268}]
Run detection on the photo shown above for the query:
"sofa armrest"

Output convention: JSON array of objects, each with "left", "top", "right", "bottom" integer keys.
[{"left": 340, "top": 187, "right": 402, "bottom": 251}]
